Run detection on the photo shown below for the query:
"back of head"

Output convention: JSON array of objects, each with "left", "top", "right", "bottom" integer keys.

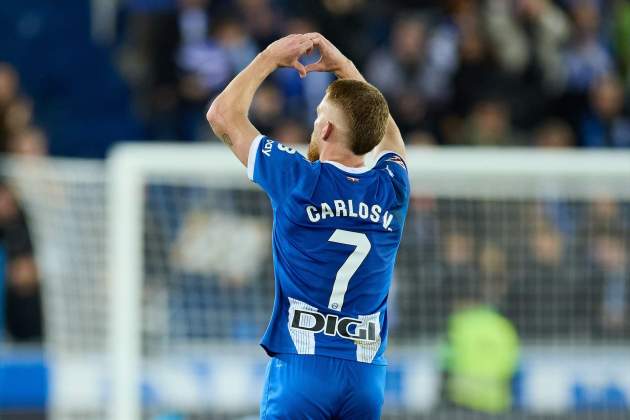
[{"left": 326, "top": 79, "right": 389, "bottom": 156}]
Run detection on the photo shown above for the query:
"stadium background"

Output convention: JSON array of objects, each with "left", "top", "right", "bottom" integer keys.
[{"left": 0, "top": 0, "right": 629, "bottom": 419}]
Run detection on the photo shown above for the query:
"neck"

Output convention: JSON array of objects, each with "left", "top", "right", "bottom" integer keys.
[{"left": 319, "top": 146, "right": 365, "bottom": 168}]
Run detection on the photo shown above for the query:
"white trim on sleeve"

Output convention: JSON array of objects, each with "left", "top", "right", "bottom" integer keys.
[{"left": 247, "top": 134, "right": 265, "bottom": 181}]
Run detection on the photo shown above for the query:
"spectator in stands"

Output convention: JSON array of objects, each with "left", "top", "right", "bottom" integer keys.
[
  {"left": 177, "top": 20, "right": 233, "bottom": 140},
  {"left": 415, "top": 0, "right": 470, "bottom": 108},
  {"left": 118, "top": 0, "right": 180, "bottom": 139},
  {"left": 237, "top": 0, "right": 282, "bottom": 49},
  {"left": 485, "top": 0, "right": 570, "bottom": 91},
  {"left": 0, "top": 64, "right": 19, "bottom": 142},
  {"left": 580, "top": 73, "right": 630, "bottom": 147},
  {"left": 109, "top": 0, "right": 630, "bottom": 150},
  {"left": 484, "top": 0, "right": 571, "bottom": 128},
  {"left": 178, "top": 0, "right": 210, "bottom": 46},
  {"left": 407, "top": 130, "right": 436, "bottom": 147},
  {"left": 440, "top": 228, "right": 479, "bottom": 312},
  {"left": 0, "top": 183, "right": 42, "bottom": 342},
  {"left": 270, "top": 119, "right": 308, "bottom": 146},
  {"left": 447, "top": 15, "right": 530, "bottom": 138},
  {"left": 479, "top": 242, "right": 509, "bottom": 306},
  {"left": 0, "top": 63, "right": 33, "bottom": 152},
  {"left": 7, "top": 126, "right": 48, "bottom": 157},
  {"left": 508, "top": 221, "right": 578, "bottom": 337},
  {"left": 0, "top": 63, "right": 18, "bottom": 105},
  {"left": 534, "top": 119, "right": 576, "bottom": 147},
  {"left": 458, "top": 99, "right": 522, "bottom": 146},
  {"left": 391, "top": 195, "right": 440, "bottom": 336},
  {"left": 282, "top": 0, "right": 376, "bottom": 67},
  {"left": 2, "top": 97, "right": 33, "bottom": 144},
  {"left": 612, "top": 0, "right": 630, "bottom": 86},
  {"left": 250, "top": 82, "right": 285, "bottom": 135},
  {"left": 590, "top": 230, "right": 629, "bottom": 338},
  {"left": 396, "top": 195, "right": 440, "bottom": 334},
  {"left": 442, "top": 229, "right": 477, "bottom": 279},
  {"left": 563, "top": 0, "right": 613, "bottom": 94},
  {"left": 0, "top": 62, "right": 45, "bottom": 342},
  {"left": 365, "top": 15, "right": 432, "bottom": 134},
  {"left": 365, "top": 13, "right": 428, "bottom": 99},
  {"left": 438, "top": 280, "right": 520, "bottom": 414},
  {"left": 587, "top": 197, "right": 627, "bottom": 232},
  {"left": 168, "top": 207, "right": 270, "bottom": 339},
  {"left": 214, "top": 17, "right": 258, "bottom": 73}
]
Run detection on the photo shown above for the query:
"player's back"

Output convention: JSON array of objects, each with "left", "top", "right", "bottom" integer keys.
[{"left": 248, "top": 135, "right": 409, "bottom": 365}]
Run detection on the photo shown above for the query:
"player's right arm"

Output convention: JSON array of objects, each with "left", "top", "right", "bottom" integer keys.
[
  {"left": 206, "top": 35, "right": 314, "bottom": 166},
  {"left": 305, "top": 33, "right": 406, "bottom": 161}
]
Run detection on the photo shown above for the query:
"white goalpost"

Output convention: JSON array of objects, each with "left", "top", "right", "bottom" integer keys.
[
  {"left": 3, "top": 145, "right": 630, "bottom": 420},
  {"left": 105, "top": 144, "right": 630, "bottom": 420},
  {"left": 107, "top": 145, "right": 250, "bottom": 420}
]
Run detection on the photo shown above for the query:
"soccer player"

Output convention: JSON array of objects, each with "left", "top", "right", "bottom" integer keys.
[{"left": 207, "top": 33, "right": 409, "bottom": 419}]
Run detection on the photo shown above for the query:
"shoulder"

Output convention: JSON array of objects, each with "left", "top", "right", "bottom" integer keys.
[
  {"left": 248, "top": 135, "right": 320, "bottom": 205},
  {"left": 372, "top": 150, "right": 408, "bottom": 179},
  {"left": 372, "top": 150, "right": 410, "bottom": 199},
  {"left": 374, "top": 151, "right": 407, "bottom": 170},
  {"left": 248, "top": 135, "right": 315, "bottom": 179}
]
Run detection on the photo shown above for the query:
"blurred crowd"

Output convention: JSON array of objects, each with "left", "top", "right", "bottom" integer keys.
[
  {"left": 2, "top": 0, "right": 630, "bottom": 151},
  {"left": 140, "top": 187, "right": 630, "bottom": 345},
  {"left": 0, "top": 64, "right": 48, "bottom": 157},
  {"left": 119, "top": 0, "right": 629, "bottom": 343},
  {"left": 118, "top": 0, "right": 630, "bottom": 148},
  {"left": 1, "top": 0, "right": 630, "bottom": 345},
  {"left": 0, "top": 64, "right": 45, "bottom": 343},
  {"left": 398, "top": 195, "right": 630, "bottom": 340}
]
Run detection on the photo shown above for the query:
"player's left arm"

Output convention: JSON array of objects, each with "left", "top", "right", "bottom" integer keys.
[{"left": 206, "top": 34, "right": 314, "bottom": 166}]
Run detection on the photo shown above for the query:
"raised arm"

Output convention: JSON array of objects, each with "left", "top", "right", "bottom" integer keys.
[
  {"left": 305, "top": 34, "right": 406, "bottom": 160},
  {"left": 206, "top": 35, "right": 314, "bottom": 166}
]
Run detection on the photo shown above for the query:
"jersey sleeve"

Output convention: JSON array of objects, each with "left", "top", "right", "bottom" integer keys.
[
  {"left": 247, "top": 134, "right": 312, "bottom": 205},
  {"left": 373, "top": 150, "right": 410, "bottom": 203}
]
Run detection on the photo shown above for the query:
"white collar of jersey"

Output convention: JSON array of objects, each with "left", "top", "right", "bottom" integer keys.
[{"left": 321, "top": 160, "right": 370, "bottom": 174}]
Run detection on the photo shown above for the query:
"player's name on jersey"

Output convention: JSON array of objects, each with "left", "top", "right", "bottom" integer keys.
[{"left": 305, "top": 200, "right": 394, "bottom": 231}]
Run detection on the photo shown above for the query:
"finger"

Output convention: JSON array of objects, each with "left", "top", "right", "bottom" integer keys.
[
  {"left": 309, "top": 35, "right": 331, "bottom": 53},
  {"left": 308, "top": 32, "right": 331, "bottom": 46},
  {"left": 304, "top": 60, "right": 326, "bottom": 73},
  {"left": 292, "top": 60, "right": 307, "bottom": 78},
  {"left": 309, "top": 34, "right": 324, "bottom": 47},
  {"left": 297, "top": 35, "right": 313, "bottom": 45},
  {"left": 295, "top": 34, "right": 312, "bottom": 43},
  {"left": 303, "top": 37, "right": 316, "bottom": 55},
  {"left": 298, "top": 39, "right": 314, "bottom": 54},
  {"left": 304, "top": 32, "right": 322, "bottom": 40}
]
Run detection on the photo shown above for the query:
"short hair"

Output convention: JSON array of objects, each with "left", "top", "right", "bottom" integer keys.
[{"left": 326, "top": 79, "right": 389, "bottom": 155}]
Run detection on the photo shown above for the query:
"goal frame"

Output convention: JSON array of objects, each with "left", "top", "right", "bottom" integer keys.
[{"left": 107, "top": 144, "right": 630, "bottom": 420}]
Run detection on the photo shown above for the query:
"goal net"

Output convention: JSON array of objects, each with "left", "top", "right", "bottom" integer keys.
[{"left": 4, "top": 146, "right": 630, "bottom": 420}]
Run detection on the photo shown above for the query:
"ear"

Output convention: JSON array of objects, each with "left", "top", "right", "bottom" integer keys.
[{"left": 321, "top": 121, "right": 333, "bottom": 141}]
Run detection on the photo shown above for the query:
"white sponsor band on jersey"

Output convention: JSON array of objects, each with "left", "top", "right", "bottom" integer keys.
[
  {"left": 290, "top": 309, "right": 379, "bottom": 343},
  {"left": 305, "top": 199, "right": 394, "bottom": 230}
]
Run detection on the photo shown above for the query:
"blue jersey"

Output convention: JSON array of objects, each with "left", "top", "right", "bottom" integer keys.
[{"left": 247, "top": 135, "right": 409, "bottom": 365}]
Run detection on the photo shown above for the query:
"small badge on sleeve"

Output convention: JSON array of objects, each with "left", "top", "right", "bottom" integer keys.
[{"left": 386, "top": 155, "right": 406, "bottom": 169}]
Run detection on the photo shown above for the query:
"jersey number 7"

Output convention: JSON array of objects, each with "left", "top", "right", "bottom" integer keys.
[{"left": 327, "top": 229, "right": 371, "bottom": 311}]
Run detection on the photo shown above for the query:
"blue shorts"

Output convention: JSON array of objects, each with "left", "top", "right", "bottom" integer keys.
[{"left": 260, "top": 353, "right": 386, "bottom": 420}]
